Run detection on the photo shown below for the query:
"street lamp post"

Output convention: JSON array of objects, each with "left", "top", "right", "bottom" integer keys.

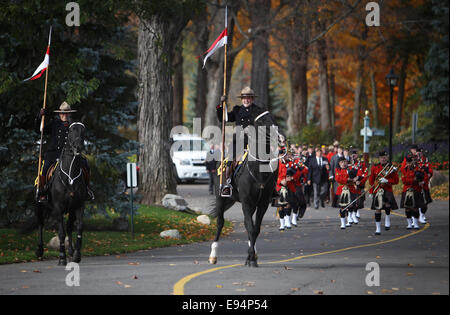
[{"left": 385, "top": 68, "right": 399, "bottom": 164}]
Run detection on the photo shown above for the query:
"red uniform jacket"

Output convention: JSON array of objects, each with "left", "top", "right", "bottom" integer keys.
[
  {"left": 335, "top": 167, "right": 363, "bottom": 195},
  {"left": 277, "top": 160, "right": 296, "bottom": 192},
  {"left": 369, "top": 163, "right": 399, "bottom": 194},
  {"left": 292, "top": 158, "right": 308, "bottom": 187},
  {"left": 400, "top": 165, "right": 426, "bottom": 193},
  {"left": 350, "top": 161, "right": 369, "bottom": 194}
]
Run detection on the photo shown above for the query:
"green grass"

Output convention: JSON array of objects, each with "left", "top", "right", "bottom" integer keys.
[{"left": 0, "top": 205, "right": 232, "bottom": 265}]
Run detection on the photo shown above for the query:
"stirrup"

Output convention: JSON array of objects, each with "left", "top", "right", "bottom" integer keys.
[
  {"left": 220, "top": 184, "right": 232, "bottom": 197},
  {"left": 37, "top": 194, "right": 48, "bottom": 204}
]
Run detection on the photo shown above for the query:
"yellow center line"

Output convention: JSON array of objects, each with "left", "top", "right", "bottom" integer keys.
[{"left": 173, "top": 208, "right": 430, "bottom": 295}]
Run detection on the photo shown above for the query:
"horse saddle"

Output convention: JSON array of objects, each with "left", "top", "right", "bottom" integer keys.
[
  {"left": 34, "top": 161, "right": 59, "bottom": 187},
  {"left": 217, "top": 150, "right": 249, "bottom": 178}
]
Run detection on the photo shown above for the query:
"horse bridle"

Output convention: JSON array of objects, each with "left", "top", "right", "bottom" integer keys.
[
  {"left": 247, "top": 111, "right": 286, "bottom": 171},
  {"left": 59, "top": 122, "right": 85, "bottom": 186}
]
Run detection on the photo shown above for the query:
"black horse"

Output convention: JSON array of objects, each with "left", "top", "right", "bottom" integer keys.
[
  {"left": 35, "top": 122, "right": 88, "bottom": 265},
  {"left": 209, "top": 110, "right": 285, "bottom": 267}
]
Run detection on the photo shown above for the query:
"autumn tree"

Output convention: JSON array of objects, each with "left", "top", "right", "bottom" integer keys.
[{"left": 134, "top": 0, "right": 203, "bottom": 204}]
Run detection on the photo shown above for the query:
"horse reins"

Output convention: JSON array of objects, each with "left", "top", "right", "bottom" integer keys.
[{"left": 59, "top": 123, "right": 85, "bottom": 186}]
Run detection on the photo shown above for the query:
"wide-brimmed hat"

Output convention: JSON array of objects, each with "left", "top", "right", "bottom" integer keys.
[
  {"left": 237, "top": 86, "right": 257, "bottom": 98},
  {"left": 54, "top": 101, "right": 77, "bottom": 113}
]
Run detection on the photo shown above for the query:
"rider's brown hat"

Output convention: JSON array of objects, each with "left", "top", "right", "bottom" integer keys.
[
  {"left": 54, "top": 101, "right": 77, "bottom": 113},
  {"left": 237, "top": 86, "right": 257, "bottom": 98}
]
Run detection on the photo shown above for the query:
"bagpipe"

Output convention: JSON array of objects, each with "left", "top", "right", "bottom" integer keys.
[{"left": 341, "top": 163, "right": 396, "bottom": 212}]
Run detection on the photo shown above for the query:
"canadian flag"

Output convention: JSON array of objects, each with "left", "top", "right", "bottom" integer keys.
[
  {"left": 201, "top": 28, "right": 227, "bottom": 68},
  {"left": 24, "top": 27, "right": 52, "bottom": 82}
]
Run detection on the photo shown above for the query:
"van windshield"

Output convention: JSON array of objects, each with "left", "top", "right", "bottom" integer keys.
[{"left": 175, "top": 140, "right": 209, "bottom": 152}]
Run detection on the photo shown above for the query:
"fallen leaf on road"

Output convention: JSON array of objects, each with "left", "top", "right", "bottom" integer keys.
[
  {"left": 132, "top": 275, "right": 138, "bottom": 280},
  {"left": 22, "top": 286, "right": 30, "bottom": 289},
  {"left": 432, "top": 292, "right": 441, "bottom": 295},
  {"left": 407, "top": 273, "right": 415, "bottom": 276},
  {"left": 124, "top": 285, "right": 132, "bottom": 288},
  {"left": 116, "top": 281, "right": 123, "bottom": 285},
  {"left": 33, "top": 270, "right": 41, "bottom": 273},
  {"left": 216, "top": 285, "right": 223, "bottom": 288},
  {"left": 20, "top": 270, "right": 27, "bottom": 273},
  {"left": 407, "top": 263, "right": 414, "bottom": 267},
  {"left": 392, "top": 288, "right": 400, "bottom": 291},
  {"left": 381, "top": 289, "right": 393, "bottom": 293},
  {"left": 193, "top": 260, "right": 199, "bottom": 264},
  {"left": 291, "top": 288, "right": 301, "bottom": 292},
  {"left": 313, "top": 290, "right": 324, "bottom": 295},
  {"left": 284, "top": 266, "right": 293, "bottom": 270},
  {"left": 367, "top": 291, "right": 374, "bottom": 295},
  {"left": 128, "top": 262, "right": 140, "bottom": 266}
]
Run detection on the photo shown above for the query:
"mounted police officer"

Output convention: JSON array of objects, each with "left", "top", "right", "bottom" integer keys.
[
  {"left": 216, "top": 86, "right": 271, "bottom": 197},
  {"left": 35, "top": 101, "right": 94, "bottom": 202}
]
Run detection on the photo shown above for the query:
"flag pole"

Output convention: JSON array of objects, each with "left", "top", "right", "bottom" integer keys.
[
  {"left": 36, "top": 26, "right": 51, "bottom": 200},
  {"left": 219, "top": 6, "right": 228, "bottom": 191}
]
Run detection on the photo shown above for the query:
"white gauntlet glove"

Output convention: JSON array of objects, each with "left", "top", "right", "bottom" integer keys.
[{"left": 379, "top": 177, "right": 388, "bottom": 184}]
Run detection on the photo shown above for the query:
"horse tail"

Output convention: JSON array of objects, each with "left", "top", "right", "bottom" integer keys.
[
  {"left": 19, "top": 204, "right": 51, "bottom": 235},
  {"left": 209, "top": 198, "right": 235, "bottom": 218}
]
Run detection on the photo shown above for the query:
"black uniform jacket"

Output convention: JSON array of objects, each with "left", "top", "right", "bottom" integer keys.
[
  {"left": 216, "top": 103, "right": 263, "bottom": 128},
  {"left": 35, "top": 114, "right": 71, "bottom": 161}
]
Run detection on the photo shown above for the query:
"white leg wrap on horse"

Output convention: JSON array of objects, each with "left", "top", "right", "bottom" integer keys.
[{"left": 209, "top": 242, "right": 219, "bottom": 264}]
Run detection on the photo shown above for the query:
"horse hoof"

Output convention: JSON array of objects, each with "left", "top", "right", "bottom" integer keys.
[
  {"left": 73, "top": 251, "right": 81, "bottom": 263},
  {"left": 208, "top": 257, "right": 217, "bottom": 264},
  {"left": 247, "top": 260, "right": 258, "bottom": 267}
]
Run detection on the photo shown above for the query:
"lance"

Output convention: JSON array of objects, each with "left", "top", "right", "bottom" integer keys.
[
  {"left": 36, "top": 26, "right": 52, "bottom": 200},
  {"left": 219, "top": 6, "right": 228, "bottom": 191}
]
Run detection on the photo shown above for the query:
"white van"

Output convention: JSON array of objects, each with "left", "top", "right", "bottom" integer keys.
[{"left": 171, "top": 134, "right": 209, "bottom": 183}]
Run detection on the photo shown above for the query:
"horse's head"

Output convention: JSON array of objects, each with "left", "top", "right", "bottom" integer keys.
[{"left": 67, "top": 122, "right": 86, "bottom": 155}]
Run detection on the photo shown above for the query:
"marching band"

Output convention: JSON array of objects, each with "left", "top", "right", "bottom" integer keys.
[{"left": 274, "top": 143, "right": 433, "bottom": 235}]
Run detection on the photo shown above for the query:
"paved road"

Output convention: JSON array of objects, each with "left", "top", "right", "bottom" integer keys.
[{"left": 0, "top": 183, "right": 448, "bottom": 295}]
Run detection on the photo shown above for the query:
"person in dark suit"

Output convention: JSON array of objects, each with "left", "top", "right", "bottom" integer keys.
[
  {"left": 307, "top": 148, "right": 330, "bottom": 209},
  {"left": 303, "top": 145, "right": 315, "bottom": 205},
  {"left": 205, "top": 144, "right": 219, "bottom": 195}
]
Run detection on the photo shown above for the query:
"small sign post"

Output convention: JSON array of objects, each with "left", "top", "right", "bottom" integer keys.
[{"left": 127, "top": 163, "right": 137, "bottom": 239}]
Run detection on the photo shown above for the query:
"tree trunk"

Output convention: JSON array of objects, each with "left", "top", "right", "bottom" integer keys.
[
  {"left": 250, "top": 0, "right": 271, "bottom": 110},
  {"left": 352, "top": 25, "right": 367, "bottom": 143},
  {"left": 193, "top": 7, "right": 209, "bottom": 124},
  {"left": 287, "top": 49, "right": 308, "bottom": 136},
  {"left": 329, "top": 64, "right": 336, "bottom": 134},
  {"left": 316, "top": 31, "right": 331, "bottom": 131},
  {"left": 172, "top": 46, "right": 184, "bottom": 127},
  {"left": 369, "top": 70, "right": 379, "bottom": 128},
  {"left": 285, "top": 11, "right": 309, "bottom": 137},
  {"left": 394, "top": 54, "right": 409, "bottom": 135},
  {"left": 137, "top": 16, "right": 182, "bottom": 205}
]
